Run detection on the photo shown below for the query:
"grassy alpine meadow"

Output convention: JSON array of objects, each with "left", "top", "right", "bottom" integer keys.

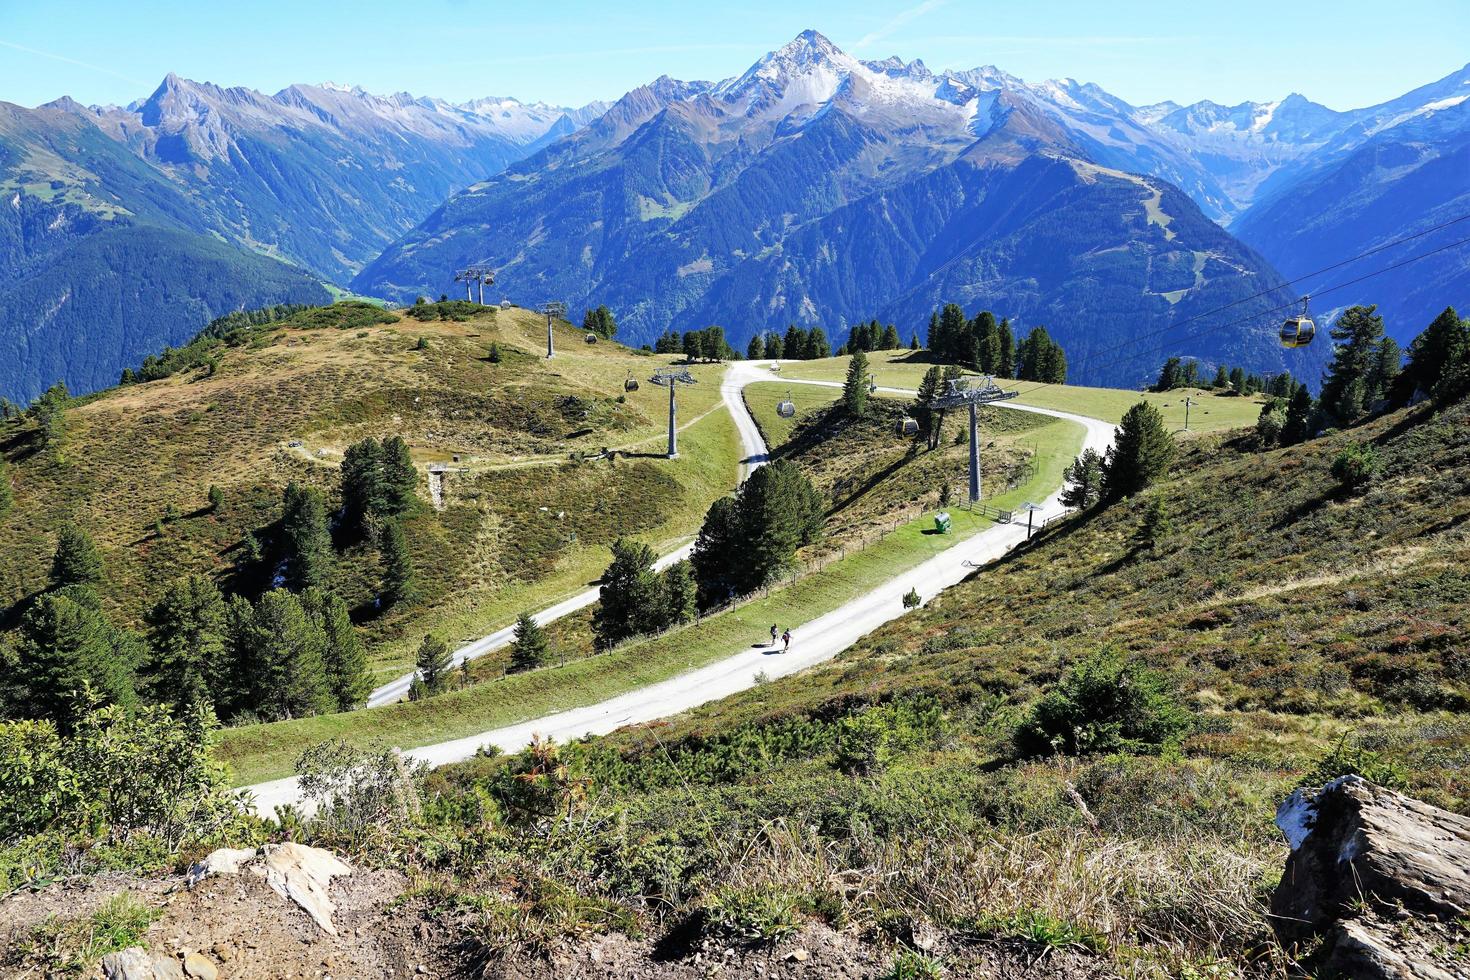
[
  {"left": 775, "top": 348, "right": 1268, "bottom": 433},
  {"left": 0, "top": 304, "right": 742, "bottom": 673},
  {"left": 215, "top": 404, "right": 1085, "bottom": 784},
  {"left": 395, "top": 389, "right": 1470, "bottom": 979},
  {"left": 362, "top": 404, "right": 742, "bottom": 679}
]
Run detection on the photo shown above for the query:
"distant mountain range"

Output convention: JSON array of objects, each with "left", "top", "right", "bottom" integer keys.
[
  {"left": 3, "top": 31, "right": 1466, "bottom": 397},
  {"left": 0, "top": 79, "right": 606, "bottom": 398}
]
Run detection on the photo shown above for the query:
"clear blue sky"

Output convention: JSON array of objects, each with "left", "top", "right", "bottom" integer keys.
[{"left": 2, "top": 1, "right": 1466, "bottom": 111}]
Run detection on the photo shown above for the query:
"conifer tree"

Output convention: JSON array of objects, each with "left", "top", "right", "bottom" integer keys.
[
  {"left": 913, "top": 366, "right": 941, "bottom": 446},
  {"left": 1101, "top": 402, "right": 1176, "bottom": 501},
  {"left": 1256, "top": 398, "right": 1287, "bottom": 447},
  {"left": 143, "top": 574, "right": 226, "bottom": 711},
  {"left": 910, "top": 333, "right": 920, "bottom": 351},
  {"left": 1061, "top": 448, "right": 1104, "bottom": 510},
  {"left": 844, "top": 350, "right": 870, "bottom": 417},
  {"left": 306, "top": 589, "right": 370, "bottom": 710},
  {"left": 415, "top": 633, "right": 452, "bottom": 694},
  {"left": 14, "top": 591, "right": 138, "bottom": 725},
  {"left": 747, "top": 334, "right": 764, "bottom": 359},
  {"left": 997, "top": 318, "right": 1016, "bottom": 378},
  {"left": 380, "top": 436, "right": 419, "bottom": 515},
  {"left": 1211, "top": 365, "right": 1230, "bottom": 388},
  {"left": 50, "top": 525, "right": 104, "bottom": 591},
  {"left": 1319, "top": 305, "right": 1387, "bottom": 424},
  {"left": 340, "top": 438, "right": 385, "bottom": 536},
  {"left": 1154, "top": 357, "right": 1184, "bottom": 391},
  {"left": 582, "top": 305, "right": 617, "bottom": 339},
  {"left": 1282, "top": 386, "right": 1315, "bottom": 445},
  {"left": 1403, "top": 306, "right": 1467, "bottom": 400},
  {"left": 379, "top": 519, "right": 416, "bottom": 607},
  {"left": 252, "top": 588, "right": 332, "bottom": 720},
  {"left": 594, "top": 538, "right": 664, "bottom": 648},
  {"left": 764, "top": 333, "right": 783, "bottom": 359},
  {"left": 661, "top": 560, "right": 697, "bottom": 626},
  {"left": 281, "top": 482, "right": 333, "bottom": 592},
  {"left": 508, "top": 612, "right": 548, "bottom": 673},
  {"left": 808, "top": 326, "right": 831, "bottom": 359},
  {"left": 736, "top": 459, "right": 824, "bottom": 590},
  {"left": 880, "top": 323, "right": 901, "bottom": 351},
  {"left": 784, "top": 324, "right": 807, "bottom": 359},
  {"left": 691, "top": 497, "right": 743, "bottom": 609}
]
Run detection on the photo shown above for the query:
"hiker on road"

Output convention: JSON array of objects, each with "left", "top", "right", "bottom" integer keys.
[
  {"left": 770, "top": 624, "right": 779, "bottom": 647},
  {"left": 782, "top": 629, "right": 791, "bottom": 653}
]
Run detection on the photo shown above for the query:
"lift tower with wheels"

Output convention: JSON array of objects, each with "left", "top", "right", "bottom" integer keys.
[
  {"left": 454, "top": 266, "right": 495, "bottom": 303},
  {"left": 649, "top": 366, "right": 697, "bottom": 458},
  {"left": 539, "top": 301, "right": 567, "bottom": 359},
  {"left": 929, "top": 376, "right": 1019, "bottom": 503}
]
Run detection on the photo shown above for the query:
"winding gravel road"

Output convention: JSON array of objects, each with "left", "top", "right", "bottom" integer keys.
[{"left": 244, "top": 362, "right": 1111, "bottom": 815}]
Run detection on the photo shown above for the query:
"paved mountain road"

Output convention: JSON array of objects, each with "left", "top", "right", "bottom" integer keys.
[{"left": 244, "top": 363, "right": 1111, "bottom": 815}]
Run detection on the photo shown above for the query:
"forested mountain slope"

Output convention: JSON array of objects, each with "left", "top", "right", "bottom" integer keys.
[{"left": 0, "top": 101, "right": 330, "bottom": 399}]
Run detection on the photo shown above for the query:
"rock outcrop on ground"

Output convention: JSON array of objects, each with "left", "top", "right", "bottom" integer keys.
[{"left": 1272, "top": 776, "right": 1470, "bottom": 979}]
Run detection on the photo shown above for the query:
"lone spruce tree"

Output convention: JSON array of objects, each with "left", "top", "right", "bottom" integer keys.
[
  {"left": 509, "top": 612, "right": 549, "bottom": 673},
  {"left": 50, "top": 525, "right": 105, "bottom": 590},
  {"left": 1101, "top": 402, "right": 1176, "bottom": 501},
  {"left": 1061, "top": 448, "right": 1104, "bottom": 510},
  {"left": 844, "top": 350, "right": 870, "bottom": 417},
  {"left": 416, "top": 633, "right": 452, "bottom": 694}
]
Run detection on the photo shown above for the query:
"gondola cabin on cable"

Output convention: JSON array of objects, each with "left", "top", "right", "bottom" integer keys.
[
  {"left": 585, "top": 332, "right": 599, "bottom": 344},
  {"left": 898, "top": 416, "right": 919, "bottom": 436},
  {"left": 776, "top": 391, "right": 796, "bottom": 418},
  {"left": 1280, "top": 296, "right": 1317, "bottom": 349},
  {"left": 624, "top": 372, "right": 640, "bottom": 392}
]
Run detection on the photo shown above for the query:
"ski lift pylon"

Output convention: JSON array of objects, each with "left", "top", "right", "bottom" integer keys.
[{"left": 1280, "top": 296, "right": 1317, "bottom": 349}]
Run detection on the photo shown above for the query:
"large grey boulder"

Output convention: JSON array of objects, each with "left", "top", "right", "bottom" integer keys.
[{"left": 1272, "top": 775, "right": 1470, "bottom": 978}]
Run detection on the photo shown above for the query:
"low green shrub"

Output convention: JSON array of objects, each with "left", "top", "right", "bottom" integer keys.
[{"left": 1013, "top": 648, "right": 1192, "bottom": 757}]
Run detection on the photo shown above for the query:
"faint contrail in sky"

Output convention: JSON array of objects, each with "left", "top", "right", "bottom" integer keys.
[
  {"left": 851, "top": 0, "right": 949, "bottom": 51},
  {"left": 0, "top": 38, "right": 148, "bottom": 85}
]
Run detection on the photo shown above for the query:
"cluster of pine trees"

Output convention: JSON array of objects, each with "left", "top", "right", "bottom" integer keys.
[
  {"left": 591, "top": 540, "right": 697, "bottom": 649},
  {"left": 1153, "top": 357, "right": 1301, "bottom": 399},
  {"left": 582, "top": 305, "right": 618, "bottom": 339},
  {"left": 924, "top": 303, "right": 1066, "bottom": 383},
  {"left": 691, "top": 460, "right": 824, "bottom": 608},
  {"left": 652, "top": 326, "right": 736, "bottom": 362},
  {"left": 746, "top": 325, "right": 832, "bottom": 361},
  {"left": 0, "top": 429, "right": 431, "bottom": 728},
  {"left": 836, "top": 320, "right": 903, "bottom": 356},
  {"left": 0, "top": 525, "right": 372, "bottom": 728},
  {"left": 1253, "top": 304, "right": 1446, "bottom": 449},
  {"left": 1061, "top": 401, "right": 1177, "bottom": 513}
]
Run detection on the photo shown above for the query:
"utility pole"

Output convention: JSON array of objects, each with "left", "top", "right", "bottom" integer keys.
[
  {"left": 1183, "top": 395, "right": 1195, "bottom": 431},
  {"left": 929, "top": 376, "right": 1019, "bottom": 503},
  {"left": 649, "top": 366, "right": 697, "bottom": 458},
  {"left": 540, "top": 301, "right": 567, "bottom": 359}
]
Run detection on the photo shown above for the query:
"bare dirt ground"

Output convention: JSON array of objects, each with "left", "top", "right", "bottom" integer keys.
[{"left": 1, "top": 871, "right": 1112, "bottom": 979}]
